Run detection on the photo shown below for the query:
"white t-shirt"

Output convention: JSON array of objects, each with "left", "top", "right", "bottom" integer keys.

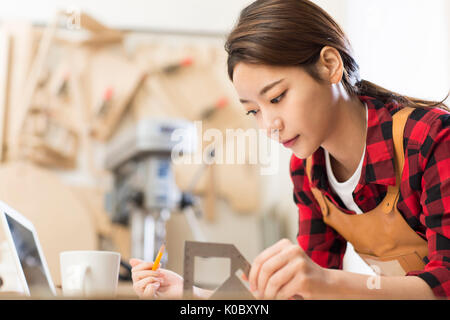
[{"left": 324, "top": 103, "right": 376, "bottom": 275}]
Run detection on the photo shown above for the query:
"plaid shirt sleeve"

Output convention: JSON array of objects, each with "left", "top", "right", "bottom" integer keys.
[
  {"left": 289, "top": 155, "right": 347, "bottom": 269},
  {"left": 406, "top": 112, "right": 450, "bottom": 298}
]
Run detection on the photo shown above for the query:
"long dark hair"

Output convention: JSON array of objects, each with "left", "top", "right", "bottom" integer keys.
[{"left": 225, "top": 0, "right": 449, "bottom": 111}]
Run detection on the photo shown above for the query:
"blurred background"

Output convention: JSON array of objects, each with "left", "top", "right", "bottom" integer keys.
[{"left": 0, "top": 0, "right": 448, "bottom": 295}]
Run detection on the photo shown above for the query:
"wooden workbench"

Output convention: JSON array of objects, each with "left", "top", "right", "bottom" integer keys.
[{"left": 0, "top": 280, "right": 138, "bottom": 300}]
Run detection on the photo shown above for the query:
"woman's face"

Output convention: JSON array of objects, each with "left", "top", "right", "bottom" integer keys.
[{"left": 232, "top": 62, "right": 339, "bottom": 159}]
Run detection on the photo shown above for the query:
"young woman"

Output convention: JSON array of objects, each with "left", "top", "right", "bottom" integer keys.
[{"left": 130, "top": 0, "right": 450, "bottom": 299}]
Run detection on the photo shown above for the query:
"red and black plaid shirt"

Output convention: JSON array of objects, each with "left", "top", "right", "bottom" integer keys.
[{"left": 290, "top": 95, "right": 450, "bottom": 298}]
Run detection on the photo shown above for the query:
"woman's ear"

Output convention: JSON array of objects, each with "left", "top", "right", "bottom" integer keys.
[{"left": 317, "top": 46, "right": 344, "bottom": 84}]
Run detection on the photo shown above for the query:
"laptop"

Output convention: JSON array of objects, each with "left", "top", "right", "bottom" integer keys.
[{"left": 0, "top": 201, "right": 56, "bottom": 297}]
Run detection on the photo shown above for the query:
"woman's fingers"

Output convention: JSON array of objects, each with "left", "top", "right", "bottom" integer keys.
[
  {"left": 275, "top": 274, "right": 303, "bottom": 300},
  {"left": 263, "top": 261, "right": 298, "bottom": 299},
  {"left": 249, "top": 239, "right": 291, "bottom": 293},
  {"left": 256, "top": 246, "right": 294, "bottom": 296},
  {"left": 129, "top": 258, "right": 143, "bottom": 267},
  {"left": 133, "top": 276, "right": 163, "bottom": 297},
  {"left": 131, "top": 261, "right": 155, "bottom": 272},
  {"left": 130, "top": 258, "right": 166, "bottom": 299},
  {"left": 132, "top": 270, "right": 162, "bottom": 283},
  {"left": 143, "top": 281, "right": 161, "bottom": 298}
]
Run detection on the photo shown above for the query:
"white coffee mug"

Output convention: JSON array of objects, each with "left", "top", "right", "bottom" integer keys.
[{"left": 60, "top": 250, "right": 120, "bottom": 298}]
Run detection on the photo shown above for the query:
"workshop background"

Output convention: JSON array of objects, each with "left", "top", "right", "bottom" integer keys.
[{"left": 0, "top": 0, "right": 448, "bottom": 294}]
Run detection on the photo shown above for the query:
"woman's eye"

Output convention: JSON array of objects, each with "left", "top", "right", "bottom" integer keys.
[
  {"left": 270, "top": 90, "right": 287, "bottom": 104},
  {"left": 246, "top": 110, "right": 259, "bottom": 116}
]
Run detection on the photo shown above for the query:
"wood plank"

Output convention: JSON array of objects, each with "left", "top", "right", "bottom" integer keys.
[{"left": 0, "top": 29, "right": 11, "bottom": 162}]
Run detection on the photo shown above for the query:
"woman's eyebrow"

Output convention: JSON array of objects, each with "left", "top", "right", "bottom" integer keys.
[
  {"left": 259, "top": 78, "right": 284, "bottom": 96},
  {"left": 239, "top": 78, "right": 285, "bottom": 104}
]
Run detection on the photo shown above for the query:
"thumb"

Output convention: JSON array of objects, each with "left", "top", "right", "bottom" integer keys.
[{"left": 129, "top": 258, "right": 144, "bottom": 267}]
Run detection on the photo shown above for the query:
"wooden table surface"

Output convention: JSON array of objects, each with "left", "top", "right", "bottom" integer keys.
[{"left": 0, "top": 281, "right": 139, "bottom": 300}]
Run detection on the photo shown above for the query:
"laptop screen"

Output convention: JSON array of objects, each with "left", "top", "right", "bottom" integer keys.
[{"left": 4, "top": 212, "right": 54, "bottom": 296}]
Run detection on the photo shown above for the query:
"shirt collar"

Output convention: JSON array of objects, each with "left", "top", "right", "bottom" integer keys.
[{"left": 308, "top": 95, "right": 397, "bottom": 195}]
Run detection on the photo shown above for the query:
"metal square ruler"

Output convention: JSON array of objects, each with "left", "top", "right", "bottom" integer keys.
[{"left": 183, "top": 241, "right": 255, "bottom": 300}]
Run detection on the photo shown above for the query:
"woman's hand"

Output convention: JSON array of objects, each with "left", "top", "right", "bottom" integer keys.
[
  {"left": 248, "top": 238, "right": 329, "bottom": 300},
  {"left": 130, "top": 258, "right": 184, "bottom": 299}
]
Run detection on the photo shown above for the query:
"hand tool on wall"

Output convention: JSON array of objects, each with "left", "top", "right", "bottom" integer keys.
[
  {"left": 55, "top": 71, "right": 70, "bottom": 97},
  {"left": 199, "top": 96, "right": 228, "bottom": 120},
  {"left": 96, "top": 86, "right": 114, "bottom": 118},
  {"left": 88, "top": 49, "right": 148, "bottom": 142},
  {"left": 162, "top": 57, "right": 193, "bottom": 74}
]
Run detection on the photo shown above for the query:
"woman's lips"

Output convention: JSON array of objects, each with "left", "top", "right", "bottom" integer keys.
[{"left": 282, "top": 135, "right": 300, "bottom": 148}]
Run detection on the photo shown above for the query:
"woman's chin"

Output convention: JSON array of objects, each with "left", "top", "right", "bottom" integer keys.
[{"left": 291, "top": 144, "right": 317, "bottom": 160}]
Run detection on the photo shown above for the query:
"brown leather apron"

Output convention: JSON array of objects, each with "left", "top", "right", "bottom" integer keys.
[{"left": 306, "top": 107, "right": 428, "bottom": 276}]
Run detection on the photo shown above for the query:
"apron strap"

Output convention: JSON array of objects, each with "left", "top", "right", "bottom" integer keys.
[
  {"left": 305, "top": 155, "right": 329, "bottom": 216},
  {"left": 381, "top": 107, "right": 415, "bottom": 213},
  {"left": 392, "top": 107, "right": 415, "bottom": 186}
]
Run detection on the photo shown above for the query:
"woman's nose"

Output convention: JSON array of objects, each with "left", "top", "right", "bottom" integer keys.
[{"left": 265, "top": 117, "right": 283, "bottom": 138}]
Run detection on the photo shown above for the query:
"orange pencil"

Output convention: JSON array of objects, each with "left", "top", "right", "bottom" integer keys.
[{"left": 152, "top": 244, "right": 165, "bottom": 271}]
